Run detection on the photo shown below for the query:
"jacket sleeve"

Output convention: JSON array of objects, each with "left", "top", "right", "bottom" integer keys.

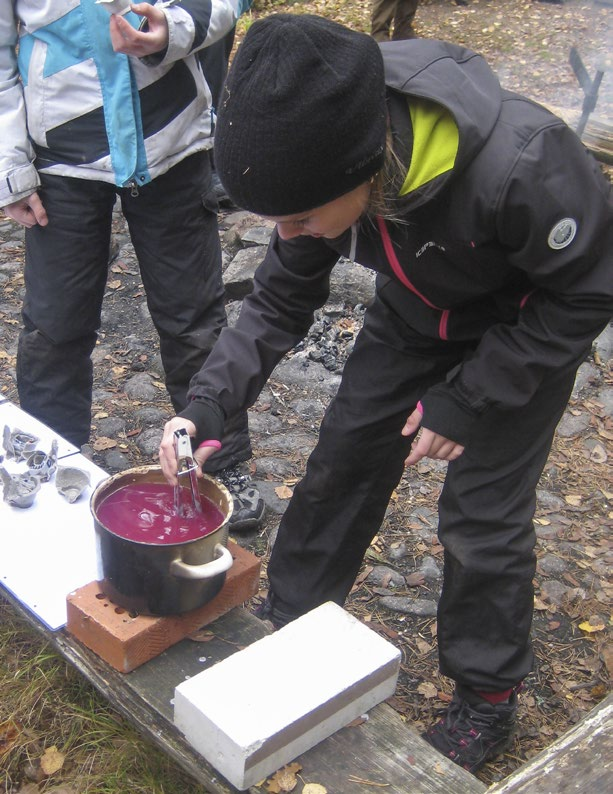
[
  {"left": 420, "top": 121, "right": 613, "bottom": 445},
  {"left": 182, "top": 231, "right": 338, "bottom": 425},
  {"left": 152, "top": 0, "right": 243, "bottom": 66},
  {"left": 0, "top": 4, "right": 40, "bottom": 208}
]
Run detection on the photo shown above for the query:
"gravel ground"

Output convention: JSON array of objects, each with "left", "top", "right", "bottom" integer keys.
[{"left": 0, "top": 1, "right": 611, "bottom": 788}]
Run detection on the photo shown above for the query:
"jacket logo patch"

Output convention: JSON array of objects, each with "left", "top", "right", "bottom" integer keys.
[
  {"left": 416, "top": 241, "right": 446, "bottom": 258},
  {"left": 548, "top": 218, "right": 577, "bottom": 250}
]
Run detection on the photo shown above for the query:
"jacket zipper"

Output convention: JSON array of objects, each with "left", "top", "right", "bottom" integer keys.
[{"left": 376, "top": 215, "right": 449, "bottom": 340}]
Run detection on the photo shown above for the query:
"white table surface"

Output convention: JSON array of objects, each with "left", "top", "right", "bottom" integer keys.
[{"left": 1, "top": 402, "right": 109, "bottom": 630}]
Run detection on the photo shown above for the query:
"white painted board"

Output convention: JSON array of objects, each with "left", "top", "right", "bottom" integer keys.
[
  {"left": 0, "top": 403, "right": 109, "bottom": 630},
  {"left": 1, "top": 400, "right": 79, "bottom": 458}
]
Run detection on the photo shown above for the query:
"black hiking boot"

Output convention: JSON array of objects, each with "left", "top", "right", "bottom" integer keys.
[
  {"left": 423, "top": 686, "right": 519, "bottom": 773},
  {"left": 215, "top": 463, "right": 264, "bottom": 532}
]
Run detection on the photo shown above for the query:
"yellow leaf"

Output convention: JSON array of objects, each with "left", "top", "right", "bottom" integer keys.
[
  {"left": 578, "top": 620, "right": 605, "bottom": 633},
  {"left": 40, "top": 745, "right": 65, "bottom": 775},
  {"left": 275, "top": 485, "right": 293, "bottom": 500},
  {"left": 564, "top": 494, "right": 582, "bottom": 506},
  {"left": 107, "top": 279, "right": 122, "bottom": 289},
  {"left": 303, "top": 785, "right": 327, "bottom": 794},
  {"left": 534, "top": 517, "right": 551, "bottom": 526}
]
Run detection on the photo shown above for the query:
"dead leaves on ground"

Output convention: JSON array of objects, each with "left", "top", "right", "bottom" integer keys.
[
  {"left": 264, "top": 763, "right": 331, "bottom": 793},
  {"left": 0, "top": 718, "right": 20, "bottom": 756},
  {"left": 264, "top": 762, "right": 303, "bottom": 792}
]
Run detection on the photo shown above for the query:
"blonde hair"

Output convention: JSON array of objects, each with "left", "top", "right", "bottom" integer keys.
[{"left": 365, "top": 130, "right": 410, "bottom": 223}]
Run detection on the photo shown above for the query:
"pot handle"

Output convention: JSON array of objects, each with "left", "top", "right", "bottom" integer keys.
[{"left": 170, "top": 543, "right": 233, "bottom": 580}]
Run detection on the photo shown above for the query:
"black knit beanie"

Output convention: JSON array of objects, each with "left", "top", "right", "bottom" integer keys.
[{"left": 215, "top": 14, "right": 387, "bottom": 216}]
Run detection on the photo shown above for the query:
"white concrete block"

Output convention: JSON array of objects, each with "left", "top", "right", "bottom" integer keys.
[{"left": 173, "top": 601, "right": 401, "bottom": 790}]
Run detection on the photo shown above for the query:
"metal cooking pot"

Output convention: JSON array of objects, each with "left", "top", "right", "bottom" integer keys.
[{"left": 90, "top": 466, "right": 233, "bottom": 616}]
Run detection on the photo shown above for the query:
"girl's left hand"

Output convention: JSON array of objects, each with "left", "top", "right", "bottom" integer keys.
[
  {"left": 402, "top": 406, "right": 464, "bottom": 466},
  {"left": 110, "top": 3, "right": 169, "bottom": 57}
]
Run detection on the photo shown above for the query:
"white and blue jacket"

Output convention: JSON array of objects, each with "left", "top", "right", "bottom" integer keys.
[{"left": 0, "top": 0, "right": 248, "bottom": 206}]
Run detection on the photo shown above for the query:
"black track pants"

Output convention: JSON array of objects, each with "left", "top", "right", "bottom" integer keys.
[
  {"left": 267, "top": 287, "right": 579, "bottom": 691},
  {"left": 17, "top": 152, "right": 251, "bottom": 466}
]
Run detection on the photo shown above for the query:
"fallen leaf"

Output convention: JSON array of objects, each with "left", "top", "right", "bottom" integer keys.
[
  {"left": 406, "top": 572, "right": 426, "bottom": 587},
  {"left": 0, "top": 719, "right": 20, "bottom": 756},
  {"left": 266, "top": 762, "right": 302, "bottom": 792},
  {"left": 40, "top": 745, "right": 65, "bottom": 775},
  {"left": 578, "top": 619, "right": 605, "bottom": 633},
  {"left": 302, "top": 785, "right": 327, "bottom": 794},
  {"left": 107, "top": 279, "right": 122, "bottom": 290},
  {"left": 417, "top": 681, "right": 438, "bottom": 699},
  {"left": 275, "top": 484, "right": 293, "bottom": 500},
  {"left": 188, "top": 629, "right": 215, "bottom": 642},
  {"left": 600, "top": 644, "right": 613, "bottom": 679},
  {"left": 589, "top": 443, "right": 607, "bottom": 463},
  {"left": 92, "top": 436, "right": 117, "bottom": 451},
  {"left": 564, "top": 494, "right": 582, "bottom": 506}
]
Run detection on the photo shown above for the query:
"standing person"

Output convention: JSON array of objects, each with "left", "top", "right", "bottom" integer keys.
[
  {"left": 371, "top": 0, "right": 419, "bottom": 41},
  {"left": 198, "top": 0, "right": 252, "bottom": 207},
  {"left": 199, "top": 28, "right": 237, "bottom": 206},
  {"left": 159, "top": 14, "right": 613, "bottom": 771},
  {"left": 0, "top": 0, "right": 263, "bottom": 531}
]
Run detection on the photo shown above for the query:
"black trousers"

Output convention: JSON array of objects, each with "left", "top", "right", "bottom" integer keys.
[
  {"left": 17, "top": 152, "right": 251, "bottom": 467},
  {"left": 267, "top": 283, "right": 579, "bottom": 692}
]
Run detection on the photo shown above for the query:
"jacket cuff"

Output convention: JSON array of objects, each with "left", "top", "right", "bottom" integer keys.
[
  {"left": 0, "top": 163, "right": 40, "bottom": 208},
  {"left": 419, "top": 383, "right": 481, "bottom": 447},
  {"left": 178, "top": 397, "right": 225, "bottom": 448}
]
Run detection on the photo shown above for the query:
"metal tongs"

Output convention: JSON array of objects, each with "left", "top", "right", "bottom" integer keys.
[{"left": 173, "top": 428, "right": 202, "bottom": 516}]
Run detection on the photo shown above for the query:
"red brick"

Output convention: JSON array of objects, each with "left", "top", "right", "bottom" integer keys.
[{"left": 66, "top": 541, "right": 261, "bottom": 672}]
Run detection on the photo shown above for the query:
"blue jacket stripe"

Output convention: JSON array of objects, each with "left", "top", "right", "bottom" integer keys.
[{"left": 78, "top": 1, "right": 144, "bottom": 186}]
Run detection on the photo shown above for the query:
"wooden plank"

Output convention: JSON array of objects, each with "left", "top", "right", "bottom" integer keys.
[
  {"left": 2, "top": 585, "right": 485, "bottom": 794},
  {"left": 486, "top": 694, "right": 613, "bottom": 793},
  {"left": 286, "top": 702, "right": 487, "bottom": 794},
  {"left": 544, "top": 104, "right": 613, "bottom": 164}
]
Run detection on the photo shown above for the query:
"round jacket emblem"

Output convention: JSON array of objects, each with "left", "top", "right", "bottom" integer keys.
[{"left": 548, "top": 218, "right": 577, "bottom": 250}]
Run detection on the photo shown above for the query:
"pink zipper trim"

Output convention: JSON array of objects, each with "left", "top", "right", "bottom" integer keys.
[
  {"left": 377, "top": 215, "right": 449, "bottom": 340},
  {"left": 438, "top": 310, "right": 449, "bottom": 341}
]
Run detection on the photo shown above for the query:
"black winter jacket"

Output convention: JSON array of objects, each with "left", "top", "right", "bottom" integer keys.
[{"left": 183, "top": 39, "right": 613, "bottom": 445}]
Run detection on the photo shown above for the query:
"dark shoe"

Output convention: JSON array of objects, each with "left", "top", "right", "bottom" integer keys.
[
  {"left": 215, "top": 463, "right": 264, "bottom": 532},
  {"left": 211, "top": 170, "right": 235, "bottom": 209},
  {"left": 252, "top": 592, "right": 297, "bottom": 630},
  {"left": 423, "top": 687, "right": 519, "bottom": 773}
]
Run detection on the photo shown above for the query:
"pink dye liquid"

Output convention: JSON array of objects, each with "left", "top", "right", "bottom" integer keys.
[{"left": 96, "top": 482, "right": 225, "bottom": 544}]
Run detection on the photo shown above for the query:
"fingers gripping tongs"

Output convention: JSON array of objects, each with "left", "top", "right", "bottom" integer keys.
[{"left": 173, "top": 428, "right": 202, "bottom": 516}]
